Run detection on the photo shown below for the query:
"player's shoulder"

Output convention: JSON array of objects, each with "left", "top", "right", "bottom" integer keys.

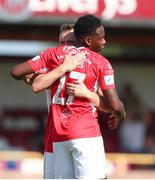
[
  {"left": 41, "top": 45, "right": 67, "bottom": 57},
  {"left": 87, "top": 49, "right": 109, "bottom": 64}
]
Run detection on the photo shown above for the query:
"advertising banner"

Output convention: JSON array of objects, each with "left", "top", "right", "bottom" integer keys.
[{"left": 0, "top": 0, "right": 155, "bottom": 25}]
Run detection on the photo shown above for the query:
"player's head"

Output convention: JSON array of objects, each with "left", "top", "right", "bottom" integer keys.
[
  {"left": 74, "top": 14, "right": 106, "bottom": 53},
  {"left": 59, "top": 24, "right": 76, "bottom": 45}
]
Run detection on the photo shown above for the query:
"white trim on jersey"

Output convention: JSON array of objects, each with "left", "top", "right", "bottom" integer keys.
[{"left": 45, "top": 89, "right": 51, "bottom": 112}]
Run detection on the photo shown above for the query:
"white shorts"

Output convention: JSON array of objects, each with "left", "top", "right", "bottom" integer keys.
[
  {"left": 53, "top": 136, "right": 107, "bottom": 179},
  {"left": 44, "top": 151, "right": 54, "bottom": 179}
]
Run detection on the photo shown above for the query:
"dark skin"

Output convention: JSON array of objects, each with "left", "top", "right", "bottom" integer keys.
[
  {"left": 85, "top": 25, "right": 106, "bottom": 53},
  {"left": 11, "top": 61, "right": 34, "bottom": 81}
]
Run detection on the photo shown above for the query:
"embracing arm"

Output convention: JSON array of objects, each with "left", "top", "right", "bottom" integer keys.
[
  {"left": 66, "top": 80, "right": 125, "bottom": 118},
  {"left": 66, "top": 80, "right": 101, "bottom": 107},
  {"left": 10, "top": 61, "right": 33, "bottom": 81},
  {"left": 32, "top": 52, "right": 86, "bottom": 93},
  {"left": 32, "top": 64, "right": 69, "bottom": 93},
  {"left": 66, "top": 82, "right": 126, "bottom": 129},
  {"left": 100, "top": 89, "right": 125, "bottom": 116},
  {"left": 66, "top": 81, "right": 114, "bottom": 112},
  {"left": 100, "top": 88, "right": 126, "bottom": 129}
]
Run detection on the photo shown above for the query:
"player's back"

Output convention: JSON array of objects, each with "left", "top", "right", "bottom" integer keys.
[{"left": 50, "top": 46, "right": 110, "bottom": 142}]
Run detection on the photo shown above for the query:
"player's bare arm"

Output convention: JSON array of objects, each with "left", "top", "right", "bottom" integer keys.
[
  {"left": 11, "top": 62, "right": 41, "bottom": 86},
  {"left": 11, "top": 51, "right": 85, "bottom": 89},
  {"left": 66, "top": 81, "right": 117, "bottom": 113},
  {"left": 101, "top": 88, "right": 126, "bottom": 129},
  {"left": 66, "top": 81, "right": 125, "bottom": 129},
  {"left": 11, "top": 61, "right": 33, "bottom": 81},
  {"left": 32, "top": 52, "right": 86, "bottom": 93},
  {"left": 66, "top": 81, "right": 114, "bottom": 114}
]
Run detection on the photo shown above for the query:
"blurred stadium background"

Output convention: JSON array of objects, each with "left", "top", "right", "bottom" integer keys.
[{"left": 0, "top": 0, "right": 155, "bottom": 178}]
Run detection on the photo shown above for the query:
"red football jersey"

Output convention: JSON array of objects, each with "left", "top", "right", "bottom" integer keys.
[{"left": 28, "top": 45, "right": 115, "bottom": 148}]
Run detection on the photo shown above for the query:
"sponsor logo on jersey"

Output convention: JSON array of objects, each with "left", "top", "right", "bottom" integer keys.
[
  {"left": 104, "top": 75, "right": 114, "bottom": 85},
  {"left": 57, "top": 55, "right": 64, "bottom": 61},
  {"left": 32, "top": 55, "right": 40, "bottom": 61},
  {"left": 108, "top": 64, "right": 112, "bottom": 69},
  {"left": 104, "top": 63, "right": 113, "bottom": 74},
  {"left": 38, "top": 67, "right": 49, "bottom": 73},
  {"left": 63, "top": 46, "right": 77, "bottom": 55},
  {"left": 104, "top": 69, "right": 114, "bottom": 75}
]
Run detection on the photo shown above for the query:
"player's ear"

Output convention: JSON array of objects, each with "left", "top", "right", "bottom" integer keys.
[{"left": 85, "top": 36, "right": 91, "bottom": 46}]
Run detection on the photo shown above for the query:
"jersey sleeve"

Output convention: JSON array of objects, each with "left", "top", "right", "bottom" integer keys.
[
  {"left": 98, "top": 59, "right": 115, "bottom": 90},
  {"left": 28, "top": 48, "right": 52, "bottom": 74}
]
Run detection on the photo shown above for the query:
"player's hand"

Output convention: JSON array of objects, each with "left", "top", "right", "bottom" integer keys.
[
  {"left": 24, "top": 72, "right": 39, "bottom": 85},
  {"left": 107, "top": 113, "right": 120, "bottom": 130},
  {"left": 24, "top": 73, "right": 34, "bottom": 85},
  {"left": 66, "top": 80, "right": 88, "bottom": 97},
  {"left": 63, "top": 52, "right": 86, "bottom": 72}
]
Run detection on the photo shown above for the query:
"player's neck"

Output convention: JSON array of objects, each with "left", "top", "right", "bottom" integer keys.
[{"left": 75, "top": 41, "right": 86, "bottom": 48}]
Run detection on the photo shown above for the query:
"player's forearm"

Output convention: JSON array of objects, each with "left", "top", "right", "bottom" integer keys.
[
  {"left": 98, "top": 95, "right": 115, "bottom": 112},
  {"left": 32, "top": 64, "right": 67, "bottom": 93},
  {"left": 10, "top": 61, "right": 33, "bottom": 80},
  {"left": 99, "top": 88, "right": 126, "bottom": 117},
  {"left": 99, "top": 95, "right": 126, "bottom": 120},
  {"left": 84, "top": 90, "right": 100, "bottom": 107},
  {"left": 86, "top": 91, "right": 115, "bottom": 112},
  {"left": 111, "top": 101, "right": 126, "bottom": 121},
  {"left": 84, "top": 91, "right": 115, "bottom": 112}
]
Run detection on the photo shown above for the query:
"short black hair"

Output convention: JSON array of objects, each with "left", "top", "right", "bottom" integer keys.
[{"left": 74, "top": 14, "right": 102, "bottom": 40}]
